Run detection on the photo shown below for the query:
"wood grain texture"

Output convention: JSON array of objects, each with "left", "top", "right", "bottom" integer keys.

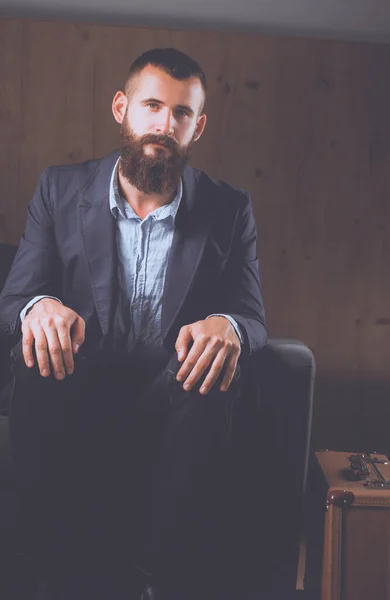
[{"left": 1, "top": 17, "right": 390, "bottom": 449}]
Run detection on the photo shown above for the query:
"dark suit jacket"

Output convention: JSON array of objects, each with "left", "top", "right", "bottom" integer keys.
[{"left": 0, "top": 150, "right": 267, "bottom": 359}]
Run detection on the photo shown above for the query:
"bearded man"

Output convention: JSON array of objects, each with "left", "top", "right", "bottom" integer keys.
[{"left": 0, "top": 48, "right": 267, "bottom": 600}]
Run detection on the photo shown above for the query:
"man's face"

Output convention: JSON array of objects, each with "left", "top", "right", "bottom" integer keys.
[{"left": 113, "top": 65, "right": 206, "bottom": 195}]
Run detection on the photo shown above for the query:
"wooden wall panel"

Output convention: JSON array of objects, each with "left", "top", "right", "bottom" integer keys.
[
  {"left": 1, "top": 17, "right": 390, "bottom": 450},
  {"left": 0, "top": 20, "right": 24, "bottom": 244}
]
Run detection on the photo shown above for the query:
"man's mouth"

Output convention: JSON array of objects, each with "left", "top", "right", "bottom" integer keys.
[{"left": 152, "top": 141, "right": 169, "bottom": 147}]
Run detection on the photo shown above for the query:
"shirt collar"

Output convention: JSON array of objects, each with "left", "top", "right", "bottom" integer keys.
[{"left": 109, "top": 157, "right": 182, "bottom": 222}]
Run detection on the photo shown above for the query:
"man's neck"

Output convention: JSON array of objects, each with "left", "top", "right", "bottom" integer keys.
[{"left": 118, "top": 169, "right": 176, "bottom": 220}]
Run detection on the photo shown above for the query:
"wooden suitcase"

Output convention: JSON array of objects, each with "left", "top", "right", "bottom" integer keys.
[{"left": 304, "top": 450, "right": 390, "bottom": 600}]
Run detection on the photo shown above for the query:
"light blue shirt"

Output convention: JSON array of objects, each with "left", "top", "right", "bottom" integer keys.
[
  {"left": 21, "top": 159, "right": 242, "bottom": 351},
  {"left": 109, "top": 159, "right": 181, "bottom": 351}
]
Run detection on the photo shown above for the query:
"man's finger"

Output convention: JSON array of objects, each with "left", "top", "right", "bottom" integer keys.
[
  {"left": 197, "top": 350, "right": 227, "bottom": 394},
  {"left": 57, "top": 323, "right": 74, "bottom": 375},
  {"left": 219, "top": 354, "right": 239, "bottom": 392},
  {"left": 176, "top": 336, "right": 207, "bottom": 381},
  {"left": 29, "top": 322, "right": 51, "bottom": 377},
  {"left": 22, "top": 325, "right": 35, "bottom": 368},
  {"left": 40, "top": 324, "right": 66, "bottom": 380},
  {"left": 70, "top": 316, "right": 85, "bottom": 354}
]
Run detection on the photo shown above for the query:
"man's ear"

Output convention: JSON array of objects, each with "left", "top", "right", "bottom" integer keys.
[
  {"left": 112, "top": 91, "right": 128, "bottom": 124},
  {"left": 194, "top": 113, "right": 207, "bottom": 142}
]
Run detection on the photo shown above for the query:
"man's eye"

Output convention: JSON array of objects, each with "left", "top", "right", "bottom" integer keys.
[
  {"left": 148, "top": 103, "right": 159, "bottom": 109},
  {"left": 176, "top": 109, "right": 188, "bottom": 118}
]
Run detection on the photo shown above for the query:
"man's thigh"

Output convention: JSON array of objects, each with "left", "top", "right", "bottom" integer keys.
[
  {"left": 8, "top": 344, "right": 146, "bottom": 509},
  {"left": 8, "top": 345, "right": 146, "bottom": 563}
]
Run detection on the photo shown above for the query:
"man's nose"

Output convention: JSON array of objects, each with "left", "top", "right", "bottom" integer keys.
[{"left": 154, "top": 110, "right": 174, "bottom": 136}]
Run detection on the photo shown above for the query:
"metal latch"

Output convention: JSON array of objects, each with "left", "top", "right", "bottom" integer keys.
[{"left": 348, "top": 453, "right": 390, "bottom": 489}]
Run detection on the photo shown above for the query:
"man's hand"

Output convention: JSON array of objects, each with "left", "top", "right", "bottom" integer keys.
[
  {"left": 175, "top": 316, "right": 241, "bottom": 395},
  {"left": 22, "top": 298, "right": 85, "bottom": 379}
]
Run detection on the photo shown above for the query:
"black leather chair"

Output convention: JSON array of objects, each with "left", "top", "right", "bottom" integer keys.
[
  {"left": 0, "top": 244, "right": 17, "bottom": 398},
  {"left": 0, "top": 243, "right": 315, "bottom": 597}
]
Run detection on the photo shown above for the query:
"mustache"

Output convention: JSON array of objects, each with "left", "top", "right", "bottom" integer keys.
[{"left": 139, "top": 134, "right": 178, "bottom": 151}]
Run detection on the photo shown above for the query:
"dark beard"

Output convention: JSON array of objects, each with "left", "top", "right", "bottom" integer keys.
[{"left": 119, "top": 118, "right": 193, "bottom": 195}]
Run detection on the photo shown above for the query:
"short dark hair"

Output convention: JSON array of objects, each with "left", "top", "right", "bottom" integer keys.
[{"left": 125, "top": 48, "right": 207, "bottom": 109}]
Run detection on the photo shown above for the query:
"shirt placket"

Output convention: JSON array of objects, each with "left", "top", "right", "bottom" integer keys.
[{"left": 131, "top": 217, "right": 152, "bottom": 341}]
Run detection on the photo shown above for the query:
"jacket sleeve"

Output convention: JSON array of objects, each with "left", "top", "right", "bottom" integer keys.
[
  {"left": 222, "top": 192, "right": 267, "bottom": 357},
  {"left": 0, "top": 168, "right": 60, "bottom": 339}
]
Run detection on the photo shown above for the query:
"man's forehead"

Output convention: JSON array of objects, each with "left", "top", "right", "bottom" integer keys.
[{"left": 130, "top": 66, "right": 204, "bottom": 106}]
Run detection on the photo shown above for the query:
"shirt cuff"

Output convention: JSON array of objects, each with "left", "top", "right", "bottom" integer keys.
[
  {"left": 206, "top": 314, "right": 243, "bottom": 345},
  {"left": 20, "top": 295, "right": 63, "bottom": 323}
]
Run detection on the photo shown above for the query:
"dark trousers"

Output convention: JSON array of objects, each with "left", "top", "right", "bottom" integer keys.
[{"left": 8, "top": 346, "right": 242, "bottom": 599}]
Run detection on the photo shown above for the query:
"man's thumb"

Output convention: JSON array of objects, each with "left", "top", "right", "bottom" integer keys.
[{"left": 176, "top": 326, "right": 192, "bottom": 361}]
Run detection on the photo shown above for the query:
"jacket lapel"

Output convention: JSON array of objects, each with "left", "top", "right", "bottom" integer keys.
[
  {"left": 161, "top": 166, "right": 211, "bottom": 343},
  {"left": 78, "top": 151, "right": 120, "bottom": 337}
]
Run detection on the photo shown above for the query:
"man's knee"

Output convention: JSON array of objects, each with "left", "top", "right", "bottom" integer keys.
[{"left": 8, "top": 339, "right": 84, "bottom": 438}]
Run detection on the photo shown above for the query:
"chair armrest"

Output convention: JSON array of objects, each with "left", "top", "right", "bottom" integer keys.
[
  {"left": 253, "top": 337, "right": 315, "bottom": 495},
  {"left": 245, "top": 338, "right": 315, "bottom": 592}
]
